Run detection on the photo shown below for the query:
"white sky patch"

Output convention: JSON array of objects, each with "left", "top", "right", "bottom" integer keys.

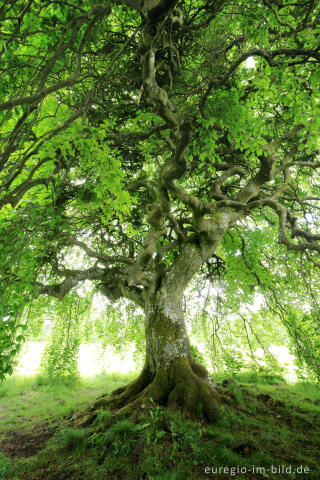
[
  {"left": 15, "top": 340, "right": 299, "bottom": 382},
  {"left": 15, "top": 342, "right": 45, "bottom": 376},
  {"left": 245, "top": 56, "right": 256, "bottom": 69},
  {"left": 244, "top": 293, "right": 265, "bottom": 313},
  {"left": 14, "top": 341, "right": 137, "bottom": 376},
  {"left": 257, "top": 346, "right": 298, "bottom": 383},
  {"left": 79, "top": 344, "right": 137, "bottom": 375}
]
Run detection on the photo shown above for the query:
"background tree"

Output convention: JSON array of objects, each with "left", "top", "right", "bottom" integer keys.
[{"left": 1, "top": 0, "right": 320, "bottom": 421}]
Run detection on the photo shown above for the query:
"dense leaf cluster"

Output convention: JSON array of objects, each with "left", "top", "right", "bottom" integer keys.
[{"left": 1, "top": 0, "right": 320, "bottom": 379}]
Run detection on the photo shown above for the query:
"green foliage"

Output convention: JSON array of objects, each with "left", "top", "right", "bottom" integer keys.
[
  {"left": 169, "top": 413, "right": 204, "bottom": 457},
  {"left": 90, "top": 418, "right": 147, "bottom": 457},
  {"left": 82, "top": 300, "right": 146, "bottom": 367},
  {"left": 0, "top": 208, "right": 42, "bottom": 380},
  {"left": 40, "top": 294, "right": 89, "bottom": 379},
  {"left": 0, "top": 453, "right": 18, "bottom": 480},
  {"left": 188, "top": 218, "right": 320, "bottom": 380},
  {"left": 94, "top": 408, "right": 113, "bottom": 425},
  {"left": 1, "top": 0, "right": 320, "bottom": 385},
  {"left": 189, "top": 344, "right": 206, "bottom": 367},
  {"left": 59, "top": 428, "right": 88, "bottom": 452}
]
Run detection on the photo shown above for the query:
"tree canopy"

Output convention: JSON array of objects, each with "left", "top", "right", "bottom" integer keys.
[{"left": 1, "top": 0, "right": 320, "bottom": 399}]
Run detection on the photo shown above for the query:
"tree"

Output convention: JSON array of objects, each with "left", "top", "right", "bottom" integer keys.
[{"left": 1, "top": 0, "right": 320, "bottom": 421}]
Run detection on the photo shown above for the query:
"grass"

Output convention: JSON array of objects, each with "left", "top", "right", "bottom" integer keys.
[
  {"left": 0, "top": 371, "right": 135, "bottom": 440},
  {"left": 58, "top": 427, "right": 89, "bottom": 452},
  {"left": 0, "top": 371, "right": 319, "bottom": 480}
]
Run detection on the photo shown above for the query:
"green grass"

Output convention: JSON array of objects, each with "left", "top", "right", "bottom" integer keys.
[
  {"left": 213, "top": 370, "right": 287, "bottom": 385},
  {"left": 0, "top": 371, "right": 135, "bottom": 440},
  {"left": 0, "top": 371, "right": 319, "bottom": 480},
  {"left": 58, "top": 427, "right": 88, "bottom": 452}
]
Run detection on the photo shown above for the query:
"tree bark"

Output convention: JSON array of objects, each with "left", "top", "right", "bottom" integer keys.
[
  {"left": 75, "top": 243, "right": 224, "bottom": 425},
  {"left": 141, "top": 280, "right": 220, "bottom": 421},
  {"left": 75, "top": 291, "right": 220, "bottom": 424}
]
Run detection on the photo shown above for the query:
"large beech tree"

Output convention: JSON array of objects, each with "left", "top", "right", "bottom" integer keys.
[{"left": 1, "top": 0, "right": 320, "bottom": 420}]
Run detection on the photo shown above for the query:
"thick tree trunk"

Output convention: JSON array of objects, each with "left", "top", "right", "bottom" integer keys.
[
  {"left": 76, "top": 291, "right": 220, "bottom": 424},
  {"left": 140, "top": 285, "right": 220, "bottom": 421},
  {"left": 145, "top": 283, "right": 191, "bottom": 374},
  {"left": 75, "top": 244, "right": 224, "bottom": 425}
]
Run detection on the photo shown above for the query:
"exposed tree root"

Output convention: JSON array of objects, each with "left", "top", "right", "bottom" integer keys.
[{"left": 73, "top": 358, "right": 221, "bottom": 427}]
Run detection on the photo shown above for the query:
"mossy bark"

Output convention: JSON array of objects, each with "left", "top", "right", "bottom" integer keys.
[
  {"left": 75, "top": 356, "right": 220, "bottom": 425},
  {"left": 75, "top": 260, "right": 221, "bottom": 425}
]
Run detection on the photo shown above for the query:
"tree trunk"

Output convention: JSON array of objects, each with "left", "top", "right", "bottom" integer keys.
[
  {"left": 141, "top": 283, "right": 220, "bottom": 421},
  {"left": 75, "top": 244, "right": 223, "bottom": 425}
]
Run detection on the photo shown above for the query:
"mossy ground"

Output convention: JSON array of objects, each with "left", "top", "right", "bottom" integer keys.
[{"left": 0, "top": 372, "right": 319, "bottom": 480}]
